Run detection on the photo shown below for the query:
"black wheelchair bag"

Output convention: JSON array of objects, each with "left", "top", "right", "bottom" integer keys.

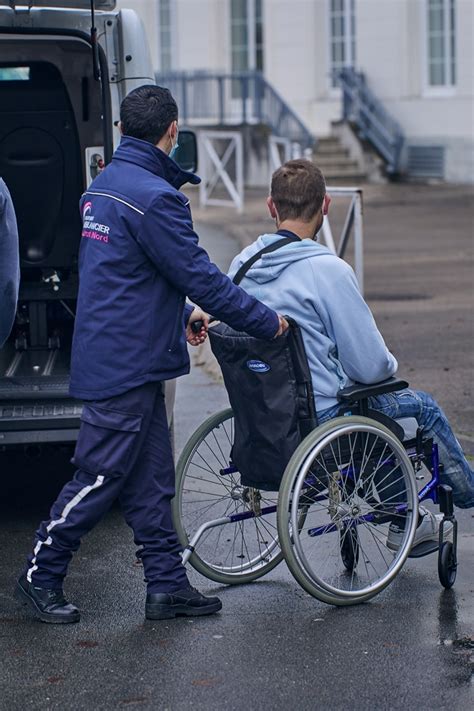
[{"left": 208, "top": 236, "right": 317, "bottom": 490}]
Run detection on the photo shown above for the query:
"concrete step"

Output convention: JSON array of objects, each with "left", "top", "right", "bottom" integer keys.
[
  {"left": 313, "top": 153, "right": 354, "bottom": 167},
  {"left": 313, "top": 148, "right": 350, "bottom": 160},
  {"left": 324, "top": 174, "right": 367, "bottom": 185},
  {"left": 317, "top": 137, "right": 341, "bottom": 148},
  {"left": 313, "top": 134, "right": 367, "bottom": 181},
  {"left": 314, "top": 159, "right": 361, "bottom": 172},
  {"left": 320, "top": 166, "right": 367, "bottom": 179},
  {"left": 316, "top": 143, "right": 347, "bottom": 155}
]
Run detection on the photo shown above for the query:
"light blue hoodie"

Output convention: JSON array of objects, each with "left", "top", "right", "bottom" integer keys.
[{"left": 228, "top": 233, "right": 398, "bottom": 412}]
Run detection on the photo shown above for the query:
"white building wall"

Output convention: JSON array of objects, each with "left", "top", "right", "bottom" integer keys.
[
  {"left": 174, "top": 0, "right": 227, "bottom": 72},
  {"left": 117, "top": 0, "right": 229, "bottom": 74},
  {"left": 354, "top": 0, "right": 474, "bottom": 181},
  {"left": 262, "top": 0, "right": 318, "bottom": 127},
  {"left": 116, "top": 0, "right": 474, "bottom": 182}
]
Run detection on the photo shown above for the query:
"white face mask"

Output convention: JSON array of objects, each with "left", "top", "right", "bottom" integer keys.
[{"left": 169, "top": 131, "right": 179, "bottom": 159}]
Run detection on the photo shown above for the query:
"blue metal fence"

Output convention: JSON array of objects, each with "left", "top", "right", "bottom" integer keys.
[
  {"left": 155, "top": 70, "right": 315, "bottom": 150},
  {"left": 338, "top": 67, "right": 404, "bottom": 174}
]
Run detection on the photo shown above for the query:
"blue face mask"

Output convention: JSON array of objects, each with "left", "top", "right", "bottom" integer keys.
[{"left": 169, "top": 135, "right": 179, "bottom": 159}]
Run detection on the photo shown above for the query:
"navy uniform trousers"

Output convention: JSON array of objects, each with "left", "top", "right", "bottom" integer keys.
[{"left": 26, "top": 381, "right": 189, "bottom": 594}]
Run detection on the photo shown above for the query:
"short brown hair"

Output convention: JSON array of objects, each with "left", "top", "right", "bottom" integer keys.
[{"left": 271, "top": 160, "right": 326, "bottom": 221}]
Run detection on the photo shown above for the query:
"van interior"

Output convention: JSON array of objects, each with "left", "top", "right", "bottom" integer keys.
[{"left": 0, "top": 37, "right": 106, "bottom": 443}]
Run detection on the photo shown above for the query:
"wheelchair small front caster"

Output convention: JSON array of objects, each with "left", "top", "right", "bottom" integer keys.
[
  {"left": 438, "top": 541, "right": 457, "bottom": 589},
  {"left": 437, "top": 484, "right": 458, "bottom": 589}
]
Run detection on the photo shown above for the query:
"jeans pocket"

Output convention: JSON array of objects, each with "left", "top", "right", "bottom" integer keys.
[
  {"left": 72, "top": 405, "right": 143, "bottom": 477},
  {"left": 369, "top": 392, "right": 399, "bottom": 415}
]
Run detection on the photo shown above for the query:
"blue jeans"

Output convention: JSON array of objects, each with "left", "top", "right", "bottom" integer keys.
[{"left": 318, "top": 388, "right": 474, "bottom": 509}]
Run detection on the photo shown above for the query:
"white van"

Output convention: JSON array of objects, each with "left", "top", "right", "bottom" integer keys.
[{"left": 0, "top": 1, "right": 188, "bottom": 451}]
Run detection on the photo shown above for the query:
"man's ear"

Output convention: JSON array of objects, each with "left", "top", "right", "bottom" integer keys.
[
  {"left": 267, "top": 196, "right": 278, "bottom": 220},
  {"left": 322, "top": 194, "right": 331, "bottom": 216},
  {"left": 117, "top": 121, "right": 124, "bottom": 136},
  {"left": 169, "top": 120, "right": 178, "bottom": 141}
]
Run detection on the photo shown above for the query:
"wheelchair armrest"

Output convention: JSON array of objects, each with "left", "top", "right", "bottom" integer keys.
[{"left": 337, "top": 377, "right": 409, "bottom": 404}]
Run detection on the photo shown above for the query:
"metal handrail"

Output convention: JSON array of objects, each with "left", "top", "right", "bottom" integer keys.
[
  {"left": 155, "top": 70, "right": 315, "bottom": 150},
  {"left": 338, "top": 67, "right": 404, "bottom": 174},
  {"left": 321, "top": 187, "right": 364, "bottom": 294}
]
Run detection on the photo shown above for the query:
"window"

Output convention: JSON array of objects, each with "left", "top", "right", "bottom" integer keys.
[
  {"left": 0, "top": 67, "right": 30, "bottom": 81},
  {"left": 159, "top": 0, "right": 174, "bottom": 72},
  {"left": 230, "top": 0, "right": 264, "bottom": 74},
  {"left": 329, "top": 0, "right": 356, "bottom": 88},
  {"left": 426, "top": 0, "right": 456, "bottom": 87}
]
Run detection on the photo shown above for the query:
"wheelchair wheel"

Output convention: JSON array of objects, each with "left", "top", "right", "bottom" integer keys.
[
  {"left": 173, "top": 408, "right": 283, "bottom": 585},
  {"left": 438, "top": 541, "right": 457, "bottom": 589},
  {"left": 278, "top": 416, "right": 419, "bottom": 605}
]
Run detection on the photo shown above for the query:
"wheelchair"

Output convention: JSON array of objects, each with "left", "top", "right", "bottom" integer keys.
[{"left": 173, "top": 359, "right": 458, "bottom": 607}]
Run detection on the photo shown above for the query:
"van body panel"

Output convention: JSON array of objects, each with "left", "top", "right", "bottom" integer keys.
[
  {"left": 115, "top": 9, "right": 154, "bottom": 103},
  {"left": 1, "top": 1, "right": 116, "bottom": 10}
]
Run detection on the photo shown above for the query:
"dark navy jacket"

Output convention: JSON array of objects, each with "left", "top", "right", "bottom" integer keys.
[
  {"left": 70, "top": 137, "right": 279, "bottom": 400},
  {"left": 0, "top": 178, "right": 20, "bottom": 348}
]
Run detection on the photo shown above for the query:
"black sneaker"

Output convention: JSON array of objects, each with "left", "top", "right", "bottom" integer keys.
[
  {"left": 14, "top": 574, "right": 80, "bottom": 624},
  {"left": 145, "top": 586, "right": 222, "bottom": 620}
]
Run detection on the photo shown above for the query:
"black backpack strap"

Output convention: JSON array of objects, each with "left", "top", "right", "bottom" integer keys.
[{"left": 232, "top": 236, "right": 300, "bottom": 285}]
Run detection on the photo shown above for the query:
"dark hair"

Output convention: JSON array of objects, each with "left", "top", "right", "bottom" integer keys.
[
  {"left": 120, "top": 85, "right": 178, "bottom": 145},
  {"left": 271, "top": 160, "right": 326, "bottom": 221}
]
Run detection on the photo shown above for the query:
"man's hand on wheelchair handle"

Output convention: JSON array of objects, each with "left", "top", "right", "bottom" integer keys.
[
  {"left": 187, "top": 308, "right": 209, "bottom": 346},
  {"left": 274, "top": 314, "right": 289, "bottom": 338},
  {"left": 187, "top": 310, "right": 288, "bottom": 342}
]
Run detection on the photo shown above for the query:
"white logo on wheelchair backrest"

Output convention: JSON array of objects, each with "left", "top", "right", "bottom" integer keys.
[{"left": 247, "top": 360, "right": 271, "bottom": 373}]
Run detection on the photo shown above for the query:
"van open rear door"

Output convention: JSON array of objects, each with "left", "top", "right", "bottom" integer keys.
[{"left": 0, "top": 1, "right": 116, "bottom": 447}]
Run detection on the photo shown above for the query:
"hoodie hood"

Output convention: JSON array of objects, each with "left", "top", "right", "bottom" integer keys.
[{"left": 228, "top": 233, "right": 334, "bottom": 284}]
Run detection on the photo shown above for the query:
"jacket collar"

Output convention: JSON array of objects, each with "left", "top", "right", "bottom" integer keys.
[{"left": 113, "top": 135, "right": 201, "bottom": 189}]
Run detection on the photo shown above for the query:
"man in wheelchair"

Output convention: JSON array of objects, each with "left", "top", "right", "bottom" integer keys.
[{"left": 226, "top": 159, "right": 474, "bottom": 552}]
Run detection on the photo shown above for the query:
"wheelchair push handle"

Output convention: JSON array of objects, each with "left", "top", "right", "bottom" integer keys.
[
  {"left": 190, "top": 317, "right": 217, "bottom": 334},
  {"left": 191, "top": 319, "right": 205, "bottom": 334}
]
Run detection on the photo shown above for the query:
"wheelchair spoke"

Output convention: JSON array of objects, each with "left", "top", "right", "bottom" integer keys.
[
  {"left": 358, "top": 519, "right": 392, "bottom": 568},
  {"left": 359, "top": 431, "right": 377, "bottom": 475},
  {"left": 222, "top": 419, "right": 233, "bottom": 448},
  {"left": 188, "top": 457, "right": 221, "bottom": 478},
  {"left": 364, "top": 460, "right": 401, "bottom": 499},
  {"left": 211, "top": 427, "right": 229, "bottom": 465},
  {"left": 202, "top": 438, "right": 228, "bottom": 470},
  {"left": 182, "top": 488, "right": 231, "bottom": 499}
]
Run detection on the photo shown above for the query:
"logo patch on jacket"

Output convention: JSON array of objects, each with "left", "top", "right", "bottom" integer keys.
[
  {"left": 82, "top": 201, "right": 110, "bottom": 244},
  {"left": 246, "top": 360, "right": 270, "bottom": 373}
]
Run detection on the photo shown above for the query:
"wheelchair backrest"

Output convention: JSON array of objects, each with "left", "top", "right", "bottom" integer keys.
[{"left": 209, "top": 319, "right": 316, "bottom": 491}]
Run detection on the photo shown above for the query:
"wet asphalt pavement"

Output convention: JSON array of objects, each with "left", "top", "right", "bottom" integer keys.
[
  {"left": 0, "top": 369, "right": 472, "bottom": 711},
  {"left": 1, "top": 203, "right": 473, "bottom": 710}
]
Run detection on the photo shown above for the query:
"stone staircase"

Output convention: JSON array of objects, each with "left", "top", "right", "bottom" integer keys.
[{"left": 313, "top": 135, "right": 366, "bottom": 183}]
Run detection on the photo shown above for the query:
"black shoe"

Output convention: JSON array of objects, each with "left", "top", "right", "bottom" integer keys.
[
  {"left": 14, "top": 574, "right": 80, "bottom": 624},
  {"left": 145, "top": 586, "right": 222, "bottom": 620}
]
